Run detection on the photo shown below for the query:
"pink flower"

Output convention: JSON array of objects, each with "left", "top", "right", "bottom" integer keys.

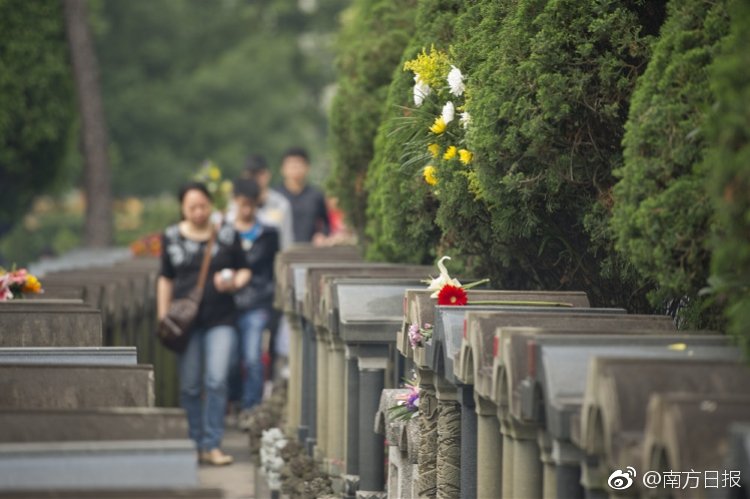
[
  {"left": 8, "top": 269, "right": 27, "bottom": 286},
  {"left": 0, "top": 274, "right": 13, "bottom": 301}
]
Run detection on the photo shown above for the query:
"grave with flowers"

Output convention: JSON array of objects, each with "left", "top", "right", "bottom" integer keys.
[{"left": 375, "top": 252, "right": 750, "bottom": 499}]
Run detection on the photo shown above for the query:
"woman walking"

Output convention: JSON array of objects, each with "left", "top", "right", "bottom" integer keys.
[{"left": 157, "top": 182, "right": 250, "bottom": 465}]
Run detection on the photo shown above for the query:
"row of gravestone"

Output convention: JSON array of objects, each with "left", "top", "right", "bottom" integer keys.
[
  {"left": 272, "top": 245, "right": 750, "bottom": 499},
  {"left": 0, "top": 251, "right": 222, "bottom": 498}
]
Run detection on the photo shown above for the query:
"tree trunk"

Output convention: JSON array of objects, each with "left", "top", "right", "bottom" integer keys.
[{"left": 62, "top": 0, "right": 113, "bottom": 247}]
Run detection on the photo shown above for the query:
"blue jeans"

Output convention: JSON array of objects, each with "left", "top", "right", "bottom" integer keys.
[
  {"left": 237, "top": 308, "right": 270, "bottom": 410},
  {"left": 179, "top": 324, "right": 236, "bottom": 451}
]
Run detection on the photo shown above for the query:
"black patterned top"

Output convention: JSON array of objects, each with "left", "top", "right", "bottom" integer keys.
[{"left": 159, "top": 223, "right": 247, "bottom": 329}]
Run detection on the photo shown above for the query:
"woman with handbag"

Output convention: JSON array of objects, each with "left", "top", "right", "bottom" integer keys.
[{"left": 157, "top": 182, "right": 251, "bottom": 466}]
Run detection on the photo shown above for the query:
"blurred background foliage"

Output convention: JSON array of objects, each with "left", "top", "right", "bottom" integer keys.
[{"left": 0, "top": 0, "right": 347, "bottom": 266}]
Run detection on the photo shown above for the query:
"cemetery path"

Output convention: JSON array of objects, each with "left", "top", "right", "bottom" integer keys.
[{"left": 198, "top": 427, "right": 255, "bottom": 498}]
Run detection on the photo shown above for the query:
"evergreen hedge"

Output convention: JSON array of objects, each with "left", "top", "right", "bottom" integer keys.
[
  {"left": 705, "top": 0, "right": 750, "bottom": 354},
  {"left": 612, "top": 0, "right": 730, "bottom": 326},
  {"left": 440, "top": 0, "right": 665, "bottom": 306},
  {"left": 328, "top": 0, "right": 417, "bottom": 234}
]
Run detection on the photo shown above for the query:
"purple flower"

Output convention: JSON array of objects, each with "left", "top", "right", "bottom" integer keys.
[{"left": 408, "top": 323, "right": 424, "bottom": 347}]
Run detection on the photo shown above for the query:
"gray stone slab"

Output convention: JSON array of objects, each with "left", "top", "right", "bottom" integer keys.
[
  {"left": 274, "top": 246, "right": 362, "bottom": 312},
  {"left": 0, "top": 439, "right": 197, "bottom": 490},
  {"left": 580, "top": 359, "right": 750, "bottom": 486},
  {"left": 0, "top": 407, "right": 187, "bottom": 443},
  {"left": 307, "top": 267, "right": 430, "bottom": 327},
  {"left": 0, "top": 364, "right": 154, "bottom": 409},
  {"left": 336, "top": 282, "right": 424, "bottom": 344},
  {"left": 642, "top": 393, "right": 750, "bottom": 480},
  {"left": 29, "top": 248, "right": 132, "bottom": 277},
  {"left": 322, "top": 277, "right": 424, "bottom": 336},
  {"left": 428, "top": 304, "right": 610, "bottom": 385},
  {"left": 399, "top": 289, "right": 591, "bottom": 362},
  {"left": 461, "top": 309, "right": 656, "bottom": 399},
  {"left": 0, "top": 302, "right": 102, "bottom": 347},
  {"left": 0, "top": 347, "right": 136, "bottom": 365},
  {"left": 296, "top": 263, "right": 415, "bottom": 320},
  {"left": 521, "top": 333, "right": 734, "bottom": 438}
]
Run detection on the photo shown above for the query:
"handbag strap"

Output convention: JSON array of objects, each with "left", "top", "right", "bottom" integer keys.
[{"left": 194, "top": 228, "right": 216, "bottom": 296}]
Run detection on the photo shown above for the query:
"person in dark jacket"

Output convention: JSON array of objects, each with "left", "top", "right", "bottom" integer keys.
[
  {"left": 231, "top": 179, "right": 280, "bottom": 424},
  {"left": 157, "top": 182, "right": 251, "bottom": 466}
]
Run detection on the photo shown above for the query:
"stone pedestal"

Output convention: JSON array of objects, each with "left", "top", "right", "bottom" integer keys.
[
  {"left": 435, "top": 376, "right": 461, "bottom": 499},
  {"left": 315, "top": 332, "right": 329, "bottom": 459},
  {"left": 417, "top": 373, "right": 438, "bottom": 498},
  {"left": 327, "top": 338, "right": 346, "bottom": 475}
]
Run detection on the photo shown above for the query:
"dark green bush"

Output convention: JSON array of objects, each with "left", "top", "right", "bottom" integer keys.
[
  {"left": 328, "top": 0, "right": 417, "bottom": 235},
  {"left": 705, "top": 0, "right": 750, "bottom": 355},
  {"left": 364, "top": 0, "right": 463, "bottom": 263},
  {"left": 611, "top": 0, "right": 730, "bottom": 326},
  {"left": 0, "top": 0, "right": 74, "bottom": 233},
  {"left": 441, "top": 0, "right": 665, "bottom": 306}
]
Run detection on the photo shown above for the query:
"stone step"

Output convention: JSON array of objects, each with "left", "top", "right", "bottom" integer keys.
[
  {"left": 0, "top": 488, "right": 223, "bottom": 498},
  {"left": 0, "top": 440, "right": 197, "bottom": 491},
  {"left": 0, "top": 364, "right": 154, "bottom": 409},
  {"left": 0, "top": 347, "right": 136, "bottom": 366},
  {"left": 0, "top": 301, "right": 102, "bottom": 347},
  {"left": 0, "top": 408, "right": 187, "bottom": 443}
]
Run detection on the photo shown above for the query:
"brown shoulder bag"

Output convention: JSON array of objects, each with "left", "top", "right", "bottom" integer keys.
[{"left": 156, "top": 229, "right": 215, "bottom": 353}]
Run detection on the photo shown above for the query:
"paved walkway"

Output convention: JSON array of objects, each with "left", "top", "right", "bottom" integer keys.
[{"left": 198, "top": 427, "right": 256, "bottom": 499}]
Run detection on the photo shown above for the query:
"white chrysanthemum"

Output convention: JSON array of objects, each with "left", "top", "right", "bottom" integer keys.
[
  {"left": 460, "top": 111, "right": 471, "bottom": 129},
  {"left": 413, "top": 75, "right": 431, "bottom": 107},
  {"left": 441, "top": 101, "right": 455, "bottom": 124},
  {"left": 447, "top": 65, "right": 465, "bottom": 96},
  {"left": 425, "top": 256, "right": 462, "bottom": 298}
]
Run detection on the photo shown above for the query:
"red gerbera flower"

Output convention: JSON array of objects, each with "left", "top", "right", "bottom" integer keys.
[{"left": 437, "top": 284, "right": 468, "bottom": 306}]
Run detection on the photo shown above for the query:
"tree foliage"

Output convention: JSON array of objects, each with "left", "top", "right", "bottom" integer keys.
[
  {"left": 0, "top": 0, "right": 75, "bottom": 235},
  {"left": 612, "top": 0, "right": 730, "bottom": 325},
  {"left": 328, "top": 0, "right": 417, "bottom": 235},
  {"left": 92, "top": 0, "right": 346, "bottom": 196},
  {"left": 705, "top": 0, "right": 750, "bottom": 354}
]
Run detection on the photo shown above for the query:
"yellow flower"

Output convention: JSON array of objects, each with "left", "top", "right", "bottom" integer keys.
[
  {"left": 428, "top": 143, "right": 441, "bottom": 158},
  {"left": 208, "top": 166, "right": 221, "bottom": 181},
  {"left": 430, "top": 117, "right": 447, "bottom": 135},
  {"left": 423, "top": 165, "right": 438, "bottom": 186},
  {"left": 458, "top": 149, "right": 473, "bottom": 165},
  {"left": 22, "top": 275, "right": 42, "bottom": 294},
  {"left": 221, "top": 180, "right": 233, "bottom": 194},
  {"left": 403, "top": 46, "right": 451, "bottom": 88},
  {"left": 443, "top": 146, "right": 457, "bottom": 160}
]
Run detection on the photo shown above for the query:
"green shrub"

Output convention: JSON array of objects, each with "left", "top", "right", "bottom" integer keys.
[
  {"left": 440, "top": 0, "right": 665, "bottom": 306},
  {"left": 327, "top": 0, "right": 417, "bottom": 235},
  {"left": 612, "top": 0, "right": 730, "bottom": 326},
  {"left": 705, "top": 0, "right": 750, "bottom": 355}
]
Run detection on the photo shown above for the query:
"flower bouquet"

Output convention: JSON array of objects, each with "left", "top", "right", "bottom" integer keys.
[
  {"left": 388, "top": 377, "right": 421, "bottom": 422},
  {"left": 0, "top": 267, "right": 44, "bottom": 301},
  {"left": 393, "top": 46, "right": 474, "bottom": 189}
]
